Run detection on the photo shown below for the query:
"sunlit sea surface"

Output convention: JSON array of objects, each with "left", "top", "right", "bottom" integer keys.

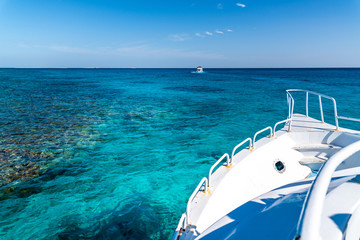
[{"left": 0, "top": 68, "right": 360, "bottom": 239}]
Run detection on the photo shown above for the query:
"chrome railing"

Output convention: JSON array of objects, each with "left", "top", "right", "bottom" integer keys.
[
  {"left": 231, "top": 138, "right": 252, "bottom": 164},
  {"left": 295, "top": 140, "right": 360, "bottom": 240},
  {"left": 286, "top": 89, "right": 339, "bottom": 129},
  {"left": 186, "top": 177, "right": 208, "bottom": 226},
  {"left": 286, "top": 89, "right": 360, "bottom": 130},
  {"left": 181, "top": 119, "right": 289, "bottom": 232},
  {"left": 252, "top": 126, "right": 273, "bottom": 150},
  {"left": 208, "top": 153, "right": 230, "bottom": 187},
  {"left": 273, "top": 119, "right": 292, "bottom": 137},
  {"left": 337, "top": 115, "right": 360, "bottom": 123},
  {"left": 172, "top": 213, "right": 186, "bottom": 240}
]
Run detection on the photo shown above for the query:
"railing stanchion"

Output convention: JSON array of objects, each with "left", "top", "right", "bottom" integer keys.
[
  {"left": 306, "top": 91, "right": 309, "bottom": 117},
  {"left": 332, "top": 98, "right": 339, "bottom": 130},
  {"left": 287, "top": 93, "right": 291, "bottom": 118},
  {"left": 289, "top": 93, "right": 294, "bottom": 131},
  {"left": 319, "top": 96, "right": 324, "bottom": 123}
]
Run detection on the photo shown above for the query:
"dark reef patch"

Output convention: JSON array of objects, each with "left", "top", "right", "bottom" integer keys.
[{"left": 131, "top": 80, "right": 154, "bottom": 84}]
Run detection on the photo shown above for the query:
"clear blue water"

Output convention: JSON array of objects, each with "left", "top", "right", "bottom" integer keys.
[{"left": 0, "top": 68, "right": 359, "bottom": 239}]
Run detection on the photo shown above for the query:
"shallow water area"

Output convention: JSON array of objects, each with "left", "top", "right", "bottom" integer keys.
[{"left": 0, "top": 68, "right": 359, "bottom": 239}]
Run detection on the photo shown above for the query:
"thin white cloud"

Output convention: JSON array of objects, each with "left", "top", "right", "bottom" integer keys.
[
  {"left": 159, "top": 49, "right": 224, "bottom": 59},
  {"left": 195, "top": 33, "right": 204, "bottom": 38},
  {"left": 168, "top": 34, "right": 189, "bottom": 42},
  {"left": 205, "top": 32, "right": 213, "bottom": 36},
  {"left": 116, "top": 45, "right": 224, "bottom": 59},
  {"left": 217, "top": 3, "right": 223, "bottom": 10},
  {"left": 227, "top": 29, "right": 233, "bottom": 32},
  {"left": 236, "top": 3, "right": 246, "bottom": 7},
  {"left": 215, "top": 30, "right": 223, "bottom": 34}
]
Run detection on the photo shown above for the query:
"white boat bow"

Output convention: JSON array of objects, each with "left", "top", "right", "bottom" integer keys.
[{"left": 173, "top": 89, "right": 360, "bottom": 240}]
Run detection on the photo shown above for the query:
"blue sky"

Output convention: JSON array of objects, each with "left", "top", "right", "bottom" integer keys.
[{"left": 0, "top": 0, "right": 359, "bottom": 68}]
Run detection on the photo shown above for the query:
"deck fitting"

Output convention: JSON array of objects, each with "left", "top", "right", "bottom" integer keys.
[{"left": 226, "top": 164, "right": 233, "bottom": 168}]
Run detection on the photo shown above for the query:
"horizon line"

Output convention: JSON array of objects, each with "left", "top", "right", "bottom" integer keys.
[{"left": 0, "top": 67, "right": 359, "bottom": 69}]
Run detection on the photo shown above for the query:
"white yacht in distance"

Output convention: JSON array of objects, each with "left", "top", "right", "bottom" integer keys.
[
  {"left": 172, "top": 89, "right": 360, "bottom": 240},
  {"left": 196, "top": 66, "right": 203, "bottom": 73}
]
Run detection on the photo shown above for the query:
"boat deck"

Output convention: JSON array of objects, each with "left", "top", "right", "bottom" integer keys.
[{"left": 281, "top": 114, "right": 359, "bottom": 134}]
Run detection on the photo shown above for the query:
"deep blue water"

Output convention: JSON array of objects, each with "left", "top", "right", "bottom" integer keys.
[{"left": 0, "top": 68, "right": 359, "bottom": 239}]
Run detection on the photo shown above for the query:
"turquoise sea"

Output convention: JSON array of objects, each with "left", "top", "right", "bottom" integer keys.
[{"left": 0, "top": 68, "right": 360, "bottom": 239}]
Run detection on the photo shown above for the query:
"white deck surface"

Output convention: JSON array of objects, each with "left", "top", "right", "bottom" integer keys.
[
  {"left": 197, "top": 167, "right": 360, "bottom": 240},
  {"left": 285, "top": 114, "right": 359, "bottom": 134}
]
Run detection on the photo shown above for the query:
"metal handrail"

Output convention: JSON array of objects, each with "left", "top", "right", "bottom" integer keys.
[
  {"left": 287, "top": 91, "right": 295, "bottom": 120},
  {"left": 286, "top": 89, "right": 339, "bottom": 130},
  {"left": 186, "top": 177, "right": 208, "bottom": 226},
  {"left": 295, "top": 140, "right": 360, "bottom": 240},
  {"left": 208, "top": 153, "right": 230, "bottom": 187},
  {"left": 231, "top": 138, "right": 252, "bottom": 164},
  {"left": 252, "top": 126, "right": 273, "bottom": 149},
  {"left": 318, "top": 95, "right": 324, "bottom": 122},
  {"left": 287, "top": 89, "right": 360, "bottom": 131},
  {"left": 273, "top": 119, "right": 292, "bottom": 137},
  {"left": 286, "top": 92, "right": 295, "bottom": 131},
  {"left": 337, "top": 116, "right": 360, "bottom": 123},
  {"left": 172, "top": 213, "right": 186, "bottom": 240}
]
